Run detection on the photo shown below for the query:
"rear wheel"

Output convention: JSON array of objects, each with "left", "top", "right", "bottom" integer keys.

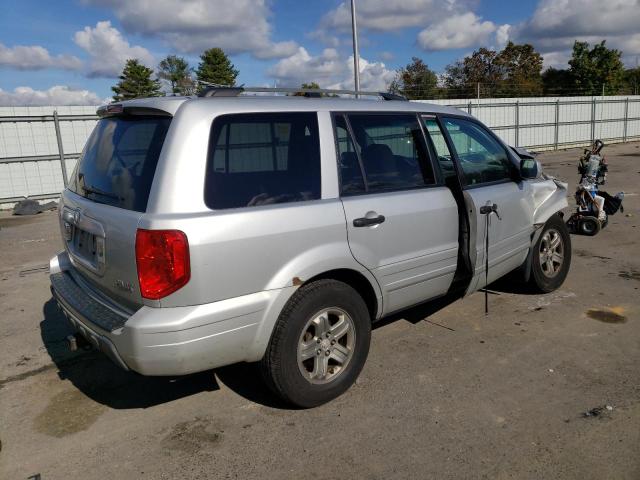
[
  {"left": 529, "top": 214, "right": 572, "bottom": 293},
  {"left": 261, "top": 279, "right": 371, "bottom": 408}
]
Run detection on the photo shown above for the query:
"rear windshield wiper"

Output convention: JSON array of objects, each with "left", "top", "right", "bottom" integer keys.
[{"left": 81, "top": 184, "right": 123, "bottom": 200}]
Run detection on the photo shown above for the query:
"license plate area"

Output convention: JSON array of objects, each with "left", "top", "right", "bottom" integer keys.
[
  {"left": 69, "top": 227, "right": 105, "bottom": 273},
  {"left": 62, "top": 207, "right": 106, "bottom": 275},
  {"left": 73, "top": 228, "right": 97, "bottom": 262}
]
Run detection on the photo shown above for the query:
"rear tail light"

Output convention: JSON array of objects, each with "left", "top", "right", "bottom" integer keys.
[{"left": 135, "top": 229, "right": 190, "bottom": 300}]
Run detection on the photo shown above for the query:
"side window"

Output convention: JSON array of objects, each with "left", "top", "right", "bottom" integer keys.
[
  {"left": 422, "top": 117, "right": 456, "bottom": 181},
  {"left": 344, "top": 114, "right": 435, "bottom": 193},
  {"left": 441, "top": 117, "right": 514, "bottom": 186},
  {"left": 335, "top": 115, "right": 366, "bottom": 195},
  {"left": 205, "top": 112, "right": 321, "bottom": 209}
]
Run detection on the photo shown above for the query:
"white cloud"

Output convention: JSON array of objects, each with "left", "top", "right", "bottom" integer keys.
[
  {"left": 330, "top": 56, "right": 397, "bottom": 91},
  {"left": 526, "top": 0, "right": 640, "bottom": 38},
  {"left": 417, "top": 13, "right": 498, "bottom": 51},
  {"left": 512, "top": 0, "right": 640, "bottom": 67},
  {"left": 307, "top": 29, "right": 342, "bottom": 48},
  {"left": 81, "top": 0, "right": 297, "bottom": 59},
  {"left": 0, "top": 86, "right": 105, "bottom": 106},
  {"left": 317, "top": 0, "right": 472, "bottom": 33},
  {"left": 269, "top": 48, "right": 344, "bottom": 86},
  {"left": 268, "top": 47, "right": 396, "bottom": 91},
  {"left": 315, "top": 1, "right": 507, "bottom": 56},
  {"left": 254, "top": 41, "right": 299, "bottom": 60},
  {"left": 74, "top": 21, "right": 155, "bottom": 78},
  {"left": 541, "top": 51, "right": 571, "bottom": 69},
  {"left": 0, "top": 43, "right": 82, "bottom": 70},
  {"left": 495, "top": 24, "right": 511, "bottom": 49}
]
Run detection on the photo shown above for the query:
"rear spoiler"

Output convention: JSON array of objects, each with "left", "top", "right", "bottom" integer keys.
[{"left": 97, "top": 104, "right": 172, "bottom": 118}]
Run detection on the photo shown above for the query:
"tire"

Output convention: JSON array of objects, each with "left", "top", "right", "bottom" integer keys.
[
  {"left": 579, "top": 216, "right": 601, "bottom": 236},
  {"left": 529, "top": 214, "right": 572, "bottom": 293},
  {"left": 261, "top": 279, "right": 371, "bottom": 408}
]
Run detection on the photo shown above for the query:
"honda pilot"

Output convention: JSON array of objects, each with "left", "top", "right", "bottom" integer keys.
[{"left": 50, "top": 89, "right": 570, "bottom": 407}]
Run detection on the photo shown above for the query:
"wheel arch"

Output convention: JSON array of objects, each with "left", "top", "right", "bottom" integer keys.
[
  {"left": 246, "top": 266, "right": 382, "bottom": 363},
  {"left": 304, "top": 268, "right": 381, "bottom": 322}
]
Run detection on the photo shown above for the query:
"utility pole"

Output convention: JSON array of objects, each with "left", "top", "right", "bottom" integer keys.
[{"left": 350, "top": 0, "right": 360, "bottom": 97}]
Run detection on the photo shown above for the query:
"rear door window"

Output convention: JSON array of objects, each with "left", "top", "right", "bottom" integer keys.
[
  {"left": 338, "top": 113, "right": 435, "bottom": 194},
  {"left": 205, "top": 112, "right": 321, "bottom": 209},
  {"left": 69, "top": 116, "right": 171, "bottom": 212},
  {"left": 334, "top": 115, "right": 366, "bottom": 195}
]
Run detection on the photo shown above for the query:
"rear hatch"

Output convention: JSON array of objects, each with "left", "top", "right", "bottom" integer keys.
[{"left": 60, "top": 110, "right": 172, "bottom": 309}]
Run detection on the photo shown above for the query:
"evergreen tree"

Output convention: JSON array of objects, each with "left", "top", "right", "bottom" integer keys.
[
  {"left": 389, "top": 57, "right": 438, "bottom": 99},
  {"left": 111, "top": 59, "right": 162, "bottom": 101},
  {"left": 158, "top": 55, "right": 194, "bottom": 95},
  {"left": 196, "top": 48, "right": 239, "bottom": 89}
]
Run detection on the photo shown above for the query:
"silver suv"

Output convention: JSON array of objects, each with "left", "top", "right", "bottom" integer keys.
[{"left": 50, "top": 89, "right": 570, "bottom": 407}]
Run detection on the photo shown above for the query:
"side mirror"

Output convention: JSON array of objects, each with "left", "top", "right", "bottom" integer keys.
[{"left": 519, "top": 158, "right": 539, "bottom": 179}]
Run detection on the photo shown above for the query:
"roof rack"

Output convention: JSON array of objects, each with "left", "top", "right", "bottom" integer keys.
[{"left": 197, "top": 85, "right": 408, "bottom": 101}]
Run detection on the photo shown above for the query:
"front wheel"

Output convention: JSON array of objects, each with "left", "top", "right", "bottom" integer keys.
[
  {"left": 261, "top": 279, "right": 371, "bottom": 408},
  {"left": 529, "top": 214, "right": 572, "bottom": 293}
]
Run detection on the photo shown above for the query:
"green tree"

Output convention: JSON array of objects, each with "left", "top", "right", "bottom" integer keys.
[
  {"left": 569, "top": 40, "right": 625, "bottom": 95},
  {"left": 389, "top": 57, "right": 438, "bottom": 99},
  {"left": 293, "top": 82, "right": 321, "bottom": 96},
  {"left": 111, "top": 59, "right": 162, "bottom": 101},
  {"left": 542, "top": 67, "right": 574, "bottom": 95},
  {"left": 196, "top": 48, "right": 239, "bottom": 89},
  {"left": 623, "top": 67, "right": 640, "bottom": 95},
  {"left": 444, "top": 48, "right": 501, "bottom": 97},
  {"left": 158, "top": 55, "right": 194, "bottom": 95},
  {"left": 495, "top": 42, "right": 543, "bottom": 96},
  {"left": 442, "top": 60, "right": 467, "bottom": 96},
  {"left": 444, "top": 43, "right": 544, "bottom": 97}
]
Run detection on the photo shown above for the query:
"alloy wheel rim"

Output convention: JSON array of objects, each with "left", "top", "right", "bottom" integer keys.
[
  {"left": 539, "top": 228, "right": 564, "bottom": 278},
  {"left": 297, "top": 308, "right": 356, "bottom": 385}
]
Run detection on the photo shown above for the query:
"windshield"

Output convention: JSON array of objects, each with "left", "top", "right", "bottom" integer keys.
[{"left": 69, "top": 115, "right": 171, "bottom": 212}]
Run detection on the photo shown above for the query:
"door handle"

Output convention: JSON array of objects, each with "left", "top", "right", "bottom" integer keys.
[
  {"left": 353, "top": 215, "right": 386, "bottom": 227},
  {"left": 480, "top": 202, "right": 501, "bottom": 220},
  {"left": 479, "top": 203, "right": 498, "bottom": 215}
]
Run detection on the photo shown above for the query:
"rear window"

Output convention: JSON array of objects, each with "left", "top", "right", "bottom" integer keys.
[
  {"left": 205, "top": 112, "right": 321, "bottom": 209},
  {"left": 69, "top": 116, "right": 171, "bottom": 212}
]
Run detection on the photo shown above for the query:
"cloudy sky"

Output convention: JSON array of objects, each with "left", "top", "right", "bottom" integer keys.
[{"left": 1, "top": 0, "right": 639, "bottom": 105}]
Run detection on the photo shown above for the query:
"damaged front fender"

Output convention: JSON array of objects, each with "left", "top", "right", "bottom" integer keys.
[{"left": 531, "top": 176, "right": 569, "bottom": 227}]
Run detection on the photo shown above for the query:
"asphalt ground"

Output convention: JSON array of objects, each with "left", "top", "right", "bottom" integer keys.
[{"left": 1, "top": 141, "right": 639, "bottom": 479}]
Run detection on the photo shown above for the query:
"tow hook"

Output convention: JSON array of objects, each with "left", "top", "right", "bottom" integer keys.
[{"left": 66, "top": 333, "right": 91, "bottom": 352}]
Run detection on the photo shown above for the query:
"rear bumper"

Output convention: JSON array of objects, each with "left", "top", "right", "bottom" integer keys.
[
  {"left": 52, "top": 284, "right": 130, "bottom": 371},
  {"left": 49, "top": 251, "right": 294, "bottom": 376}
]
